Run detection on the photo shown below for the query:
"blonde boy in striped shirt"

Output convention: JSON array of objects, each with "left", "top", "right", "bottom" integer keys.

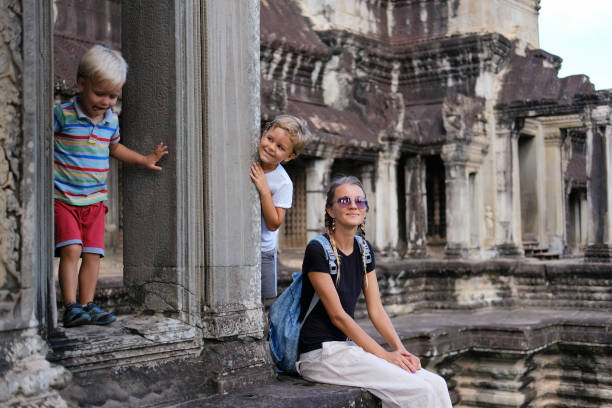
[{"left": 54, "top": 45, "right": 168, "bottom": 327}]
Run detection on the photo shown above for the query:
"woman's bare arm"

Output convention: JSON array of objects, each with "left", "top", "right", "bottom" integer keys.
[{"left": 309, "top": 271, "right": 419, "bottom": 372}]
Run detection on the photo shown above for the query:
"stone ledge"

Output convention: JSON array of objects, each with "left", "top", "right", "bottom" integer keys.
[
  {"left": 47, "top": 314, "right": 202, "bottom": 373},
  {"left": 359, "top": 308, "right": 612, "bottom": 357},
  {"left": 47, "top": 314, "right": 276, "bottom": 406},
  {"left": 176, "top": 375, "right": 379, "bottom": 408}
]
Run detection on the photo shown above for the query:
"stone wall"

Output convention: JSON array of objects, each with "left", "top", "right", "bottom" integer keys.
[
  {"left": 358, "top": 260, "right": 612, "bottom": 316},
  {"left": 295, "top": 0, "right": 539, "bottom": 46},
  {"left": 0, "top": 0, "right": 70, "bottom": 406},
  {"left": 0, "top": 0, "right": 25, "bottom": 327}
]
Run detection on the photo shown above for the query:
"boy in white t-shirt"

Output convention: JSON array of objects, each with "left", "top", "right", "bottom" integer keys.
[{"left": 250, "top": 115, "right": 310, "bottom": 299}]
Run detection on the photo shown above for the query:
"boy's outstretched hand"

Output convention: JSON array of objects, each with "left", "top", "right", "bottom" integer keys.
[{"left": 144, "top": 142, "right": 169, "bottom": 171}]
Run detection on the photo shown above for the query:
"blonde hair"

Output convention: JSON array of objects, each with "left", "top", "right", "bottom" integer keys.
[
  {"left": 324, "top": 175, "right": 369, "bottom": 289},
  {"left": 77, "top": 45, "right": 128, "bottom": 88},
  {"left": 264, "top": 114, "right": 311, "bottom": 156}
]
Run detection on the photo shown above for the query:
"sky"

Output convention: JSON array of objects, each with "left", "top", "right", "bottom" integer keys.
[{"left": 538, "top": 0, "right": 612, "bottom": 90}]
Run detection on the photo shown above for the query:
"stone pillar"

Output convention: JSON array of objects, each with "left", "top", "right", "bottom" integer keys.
[
  {"left": 122, "top": 1, "right": 205, "bottom": 322},
  {"left": 440, "top": 95, "right": 488, "bottom": 258},
  {"left": 543, "top": 128, "right": 565, "bottom": 253},
  {"left": 305, "top": 158, "right": 333, "bottom": 240},
  {"left": 494, "top": 120, "right": 522, "bottom": 256},
  {"left": 360, "top": 165, "right": 378, "bottom": 246},
  {"left": 0, "top": 2, "right": 70, "bottom": 406},
  {"left": 119, "top": 1, "right": 269, "bottom": 392},
  {"left": 585, "top": 106, "right": 612, "bottom": 262},
  {"left": 441, "top": 145, "right": 469, "bottom": 258},
  {"left": 201, "top": 0, "right": 263, "bottom": 337},
  {"left": 374, "top": 141, "right": 401, "bottom": 257},
  {"left": 404, "top": 155, "right": 427, "bottom": 257}
]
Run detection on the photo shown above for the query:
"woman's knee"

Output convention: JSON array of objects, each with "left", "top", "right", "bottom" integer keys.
[
  {"left": 430, "top": 372, "right": 449, "bottom": 393},
  {"left": 419, "top": 370, "right": 451, "bottom": 405}
]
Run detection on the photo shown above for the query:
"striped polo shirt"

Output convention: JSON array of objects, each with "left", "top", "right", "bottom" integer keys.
[{"left": 53, "top": 96, "right": 120, "bottom": 206}]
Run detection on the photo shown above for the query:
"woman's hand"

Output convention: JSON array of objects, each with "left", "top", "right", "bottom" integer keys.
[{"left": 382, "top": 349, "right": 421, "bottom": 373}]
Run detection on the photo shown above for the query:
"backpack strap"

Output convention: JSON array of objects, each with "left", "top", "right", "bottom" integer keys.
[
  {"left": 299, "top": 235, "right": 336, "bottom": 328},
  {"left": 313, "top": 234, "right": 372, "bottom": 271},
  {"left": 354, "top": 235, "right": 372, "bottom": 266},
  {"left": 313, "top": 235, "right": 337, "bottom": 275},
  {"left": 300, "top": 291, "right": 319, "bottom": 329}
]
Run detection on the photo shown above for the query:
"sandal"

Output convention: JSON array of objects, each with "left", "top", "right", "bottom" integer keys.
[
  {"left": 83, "top": 302, "right": 116, "bottom": 325},
  {"left": 63, "top": 302, "right": 92, "bottom": 327}
]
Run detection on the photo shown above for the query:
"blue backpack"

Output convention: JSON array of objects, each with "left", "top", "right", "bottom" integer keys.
[{"left": 268, "top": 234, "right": 372, "bottom": 374}]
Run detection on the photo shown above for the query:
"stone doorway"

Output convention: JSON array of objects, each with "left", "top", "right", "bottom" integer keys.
[
  {"left": 567, "top": 188, "right": 587, "bottom": 254},
  {"left": 425, "top": 155, "right": 446, "bottom": 258},
  {"left": 52, "top": 0, "right": 125, "bottom": 320}
]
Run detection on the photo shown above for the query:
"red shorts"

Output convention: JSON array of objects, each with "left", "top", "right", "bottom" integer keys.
[{"left": 54, "top": 199, "right": 108, "bottom": 257}]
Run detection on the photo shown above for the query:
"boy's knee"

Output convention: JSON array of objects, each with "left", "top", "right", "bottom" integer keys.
[
  {"left": 60, "top": 244, "right": 82, "bottom": 260},
  {"left": 82, "top": 252, "right": 101, "bottom": 260}
]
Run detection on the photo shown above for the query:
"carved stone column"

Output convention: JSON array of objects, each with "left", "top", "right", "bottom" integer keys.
[
  {"left": 440, "top": 95, "right": 488, "bottom": 258},
  {"left": 404, "top": 155, "right": 427, "bottom": 257},
  {"left": 374, "top": 141, "right": 401, "bottom": 257},
  {"left": 441, "top": 145, "right": 469, "bottom": 258},
  {"left": 305, "top": 157, "right": 333, "bottom": 240},
  {"left": 122, "top": 1, "right": 205, "bottom": 324},
  {"left": 122, "top": 1, "right": 265, "bottom": 339},
  {"left": 201, "top": 0, "right": 264, "bottom": 338},
  {"left": 494, "top": 119, "right": 523, "bottom": 257},
  {"left": 585, "top": 106, "right": 612, "bottom": 262},
  {"left": 117, "top": 1, "right": 272, "bottom": 395}
]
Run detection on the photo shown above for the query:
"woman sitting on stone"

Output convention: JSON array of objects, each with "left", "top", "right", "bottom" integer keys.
[{"left": 296, "top": 175, "right": 453, "bottom": 408}]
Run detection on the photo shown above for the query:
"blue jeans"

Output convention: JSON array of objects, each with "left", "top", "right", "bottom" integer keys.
[{"left": 261, "top": 248, "right": 277, "bottom": 298}]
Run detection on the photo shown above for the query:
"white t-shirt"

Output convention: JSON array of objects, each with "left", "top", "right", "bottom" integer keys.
[{"left": 261, "top": 164, "right": 293, "bottom": 252}]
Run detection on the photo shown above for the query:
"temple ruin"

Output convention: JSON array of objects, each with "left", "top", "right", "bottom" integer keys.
[{"left": 1, "top": 1, "right": 610, "bottom": 407}]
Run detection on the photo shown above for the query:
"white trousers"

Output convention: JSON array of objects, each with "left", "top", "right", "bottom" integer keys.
[{"left": 296, "top": 341, "right": 453, "bottom": 408}]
